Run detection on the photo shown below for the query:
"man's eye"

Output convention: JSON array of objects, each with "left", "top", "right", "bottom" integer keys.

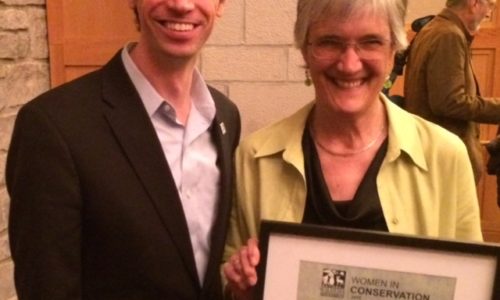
[{"left": 317, "top": 39, "right": 343, "bottom": 48}]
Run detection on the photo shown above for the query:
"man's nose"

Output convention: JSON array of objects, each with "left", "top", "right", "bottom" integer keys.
[{"left": 166, "top": 0, "right": 195, "bottom": 12}]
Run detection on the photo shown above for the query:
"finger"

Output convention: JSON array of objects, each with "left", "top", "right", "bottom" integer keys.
[
  {"left": 230, "top": 253, "right": 254, "bottom": 290},
  {"left": 247, "top": 238, "right": 260, "bottom": 266},
  {"left": 223, "top": 261, "right": 242, "bottom": 282},
  {"left": 232, "top": 255, "right": 243, "bottom": 274},
  {"left": 223, "top": 261, "right": 250, "bottom": 291},
  {"left": 240, "top": 247, "right": 258, "bottom": 286}
]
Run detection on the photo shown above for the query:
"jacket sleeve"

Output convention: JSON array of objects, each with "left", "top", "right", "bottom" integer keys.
[
  {"left": 7, "top": 104, "right": 83, "bottom": 300},
  {"left": 426, "top": 31, "right": 500, "bottom": 123},
  {"left": 453, "top": 141, "right": 483, "bottom": 241},
  {"left": 222, "top": 143, "right": 255, "bottom": 265}
]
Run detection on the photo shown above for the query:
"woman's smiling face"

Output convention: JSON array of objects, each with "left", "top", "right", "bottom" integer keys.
[{"left": 303, "top": 10, "right": 396, "bottom": 117}]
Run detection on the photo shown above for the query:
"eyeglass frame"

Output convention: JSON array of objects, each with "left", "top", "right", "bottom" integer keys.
[{"left": 306, "top": 36, "right": 394, "bottom": 61}]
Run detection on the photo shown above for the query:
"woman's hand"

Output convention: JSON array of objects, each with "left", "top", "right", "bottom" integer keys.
[{"left": 223, "top": 238, "right": 260, "bottom": 300}]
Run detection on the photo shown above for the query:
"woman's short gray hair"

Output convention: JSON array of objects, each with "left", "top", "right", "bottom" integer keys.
[{"left": 294, "top": 0, "right": 408, "bottom": 52}]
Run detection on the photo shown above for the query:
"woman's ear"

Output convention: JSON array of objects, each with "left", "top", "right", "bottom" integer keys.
[{"left": 301, "top": 47, "right": 307, "bottom": 61}]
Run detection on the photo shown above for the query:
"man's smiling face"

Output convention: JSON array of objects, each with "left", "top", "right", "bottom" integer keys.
[{"left": 129, "top": 0, "right": 225, "bottom": 60}]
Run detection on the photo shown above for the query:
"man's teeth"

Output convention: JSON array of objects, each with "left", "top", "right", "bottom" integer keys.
[
  {"left": 165, "top": 22, "right": 194, "bottom": 31},
  {"left": 337, "top": 80, "right": 362, "bottom": 88}
]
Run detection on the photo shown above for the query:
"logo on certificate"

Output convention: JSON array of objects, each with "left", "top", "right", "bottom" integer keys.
[
  {"left": 298, "top": 261, "right": 457, "bottom": 300},
  {"left": 321, "top": 268, "right": 346, "bottom": 298}
]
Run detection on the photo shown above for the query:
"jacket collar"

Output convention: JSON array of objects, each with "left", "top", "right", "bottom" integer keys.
[
  {"left": 253, "top": 102, "right": 313, "bottom": 177},
  {"left": 438, "top": 8, "right": 474, "bottom": 45},
  {"left": 384, "top": 96, "right": 428, "bottom": 171}
]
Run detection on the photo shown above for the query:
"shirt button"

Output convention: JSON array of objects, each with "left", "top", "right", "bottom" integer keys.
[{"left": 392, "top": 218, "right": 399, "bottom": 225}]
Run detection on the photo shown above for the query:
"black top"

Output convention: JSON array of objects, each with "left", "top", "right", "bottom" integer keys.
[{"left": 301, "top": 128, "right": 389, "bottom": 232}]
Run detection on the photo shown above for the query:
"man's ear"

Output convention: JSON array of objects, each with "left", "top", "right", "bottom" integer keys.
[
  {"left": 469, "top": 0, "right": 481, "bottom": 10},
  {"left": 127, "top": 0, "right": 136, "bottom": 9},
  {"left": 216, "top": 0, "right": 226, "bottom": 17}
]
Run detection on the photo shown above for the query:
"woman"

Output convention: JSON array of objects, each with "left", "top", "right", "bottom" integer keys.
[{"left": 223, "top": 0, "right": 483, "bottom": 298}]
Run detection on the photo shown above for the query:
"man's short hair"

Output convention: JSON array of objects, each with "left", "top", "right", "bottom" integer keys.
[{"left": 446, "top": 0, "right": 467, "bottom": 8}]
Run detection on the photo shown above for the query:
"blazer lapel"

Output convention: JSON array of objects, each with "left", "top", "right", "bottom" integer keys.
[
  {"left": 99, "top": 52, "right": 199, "bottom": 283},
  {"left": 202, "top": 88, "right": 240, "bottom": 291}
]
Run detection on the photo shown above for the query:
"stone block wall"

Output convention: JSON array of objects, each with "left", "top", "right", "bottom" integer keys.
[
  {"left": 204, "top": 0, "right": 314, "bottom": 136},
  {"left": 0, "top": 0, "right": 49, "bottom": 299}
]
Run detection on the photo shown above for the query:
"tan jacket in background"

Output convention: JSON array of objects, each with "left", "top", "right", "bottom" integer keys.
[{"left": 404, "top": 8, "right": 500, "bottom": 183}]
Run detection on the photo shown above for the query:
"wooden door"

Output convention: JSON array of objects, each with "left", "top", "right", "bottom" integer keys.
[
  {"left": 46, "top": 1, "right": 138, "bottom": 86},
  {"left": 473, "top": 7, "right": 500, "bottom": 242}
]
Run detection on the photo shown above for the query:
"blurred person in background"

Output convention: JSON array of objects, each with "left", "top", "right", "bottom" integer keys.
[{"left": 404, "top": 0, "right": 500, "bottom": 184}]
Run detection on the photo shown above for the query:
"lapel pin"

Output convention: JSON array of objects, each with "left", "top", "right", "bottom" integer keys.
[{"left": 219, "top": 122, "right": 227, "bottom": 135}]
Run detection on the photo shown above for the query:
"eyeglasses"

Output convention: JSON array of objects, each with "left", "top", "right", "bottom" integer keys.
[{"left": 307, "top": 37, "right": 392, "bottom": 60}]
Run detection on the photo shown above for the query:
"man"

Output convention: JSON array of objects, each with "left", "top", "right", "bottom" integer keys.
[
  {"left": 404, "top": 0, "right": 500, "bottom": 183},
  {"left": 6, "top": 0, "right": 240, "bottom": 299}
]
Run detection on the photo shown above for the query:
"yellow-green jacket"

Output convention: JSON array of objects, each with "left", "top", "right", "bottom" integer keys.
[{"left": 224, "top": 96, "right": 483, "bottom": 261}]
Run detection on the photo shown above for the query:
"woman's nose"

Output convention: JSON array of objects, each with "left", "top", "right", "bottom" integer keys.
[{"left": 335, "top": 46, "right": 363, "bottom": 73}]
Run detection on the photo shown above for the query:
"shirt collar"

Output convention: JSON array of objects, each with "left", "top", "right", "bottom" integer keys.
[
  {"left": 383, "top": 95, "right": 428, "bottom": 171},
  {"left": 121, "top": 43, "right": 216, "bottom": 123},
  {"left": 252, "top": 95, "right": 428, "bottom": 172}
]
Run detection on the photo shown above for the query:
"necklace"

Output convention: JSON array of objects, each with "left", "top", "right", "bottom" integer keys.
[{"left": 311, "top": 126, "right": 386, "bottom": 157}]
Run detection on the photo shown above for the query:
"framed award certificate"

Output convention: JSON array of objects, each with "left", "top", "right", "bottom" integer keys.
[{"left": 256, "top": 220, "right": 500, "bottom": 300}]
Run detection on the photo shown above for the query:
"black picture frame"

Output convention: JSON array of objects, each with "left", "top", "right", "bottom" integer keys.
[{"left": 256, "top": 220, "right": 500, "bottom": 300}]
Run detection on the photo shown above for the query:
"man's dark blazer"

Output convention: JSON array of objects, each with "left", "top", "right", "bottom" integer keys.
[{"left": 6, "top": 50, "right": 241, "bottom": 300}]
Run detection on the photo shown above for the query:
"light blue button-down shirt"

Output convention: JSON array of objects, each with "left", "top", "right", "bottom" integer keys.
[{"left": 121, "top": 45, "right": 220, "bottom": 284}]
